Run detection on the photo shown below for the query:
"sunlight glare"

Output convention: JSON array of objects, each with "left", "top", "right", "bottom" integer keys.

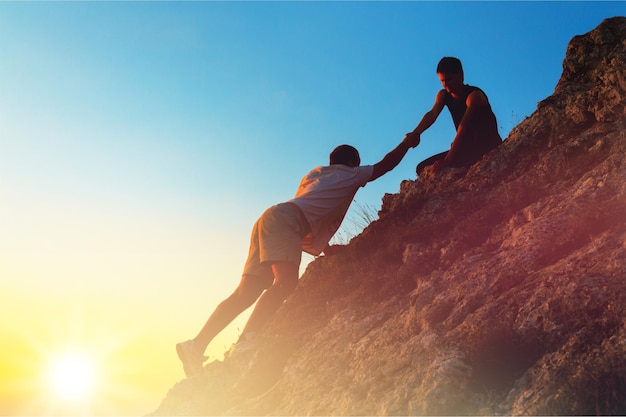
[{"left": 46, "top": 352, "right": 99, "bottom": 403}]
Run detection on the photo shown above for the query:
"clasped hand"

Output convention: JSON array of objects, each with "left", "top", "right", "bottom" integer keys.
[{"left": 404, "top": 131, "right": 421, "bottom": 148}]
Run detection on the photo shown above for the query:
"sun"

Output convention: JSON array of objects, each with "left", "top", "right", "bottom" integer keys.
[
  {"left": 10, "top": 307, "right": 158, "bottom": 416},
  {"left": 46, "top": 351, "right": 99, "bottom": 403}
]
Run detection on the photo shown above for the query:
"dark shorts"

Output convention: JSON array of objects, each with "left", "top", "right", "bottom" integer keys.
[
  {"left": 416, "top": 151, "right": 448, "bottom": 175},
  {"left": 415, "top": 139, "right": 502, "bottom": 176}
]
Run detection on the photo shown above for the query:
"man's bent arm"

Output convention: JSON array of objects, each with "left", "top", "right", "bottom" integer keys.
[
  {"left": 411, "top": 90, "right": 446, "bottom": 135},
  {"left": 440, "top": 90, "right": 488, "bottom": 166}
]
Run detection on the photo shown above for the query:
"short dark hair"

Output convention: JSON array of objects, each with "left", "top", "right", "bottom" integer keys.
[
  {"left": 330, "top": 144, "right": 360, "bottom": 166},
  {"left": 437, "top": 57, "right": 463, "bottom": 74}
]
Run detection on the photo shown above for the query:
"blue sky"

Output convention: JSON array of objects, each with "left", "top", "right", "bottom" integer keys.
[{"left": 1, "top": 2, "right": 624, "bottom": 415}]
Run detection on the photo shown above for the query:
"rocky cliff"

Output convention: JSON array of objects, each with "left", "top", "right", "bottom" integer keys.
[{"left": 153, "top": 17, "right": 626, "bottom": 415}]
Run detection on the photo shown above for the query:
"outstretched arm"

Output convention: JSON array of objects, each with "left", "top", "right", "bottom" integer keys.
[
  {"left": 370, "top": 134, "right": 420, "bottom": 182},
  {"left": 406, "top": 90, "right": 447, "bottom": 141}
]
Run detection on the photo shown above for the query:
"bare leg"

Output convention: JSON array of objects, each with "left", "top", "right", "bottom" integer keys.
[
  {"left": 193, "top": 273, "right": 272, "bottom": 354},
  {"left": 241, "top": 262, "right": 299, "bottom": 336}
]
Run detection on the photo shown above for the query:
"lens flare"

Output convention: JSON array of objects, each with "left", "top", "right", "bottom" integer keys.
[{"left": 46, "top": 352, "right": 99, "bottom": 402}]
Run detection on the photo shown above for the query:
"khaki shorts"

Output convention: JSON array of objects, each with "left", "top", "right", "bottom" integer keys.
[{"left": 242, "top": 203, "right": 311, "bottom": 282}]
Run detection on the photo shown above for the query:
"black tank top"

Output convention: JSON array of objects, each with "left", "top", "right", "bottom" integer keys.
[
  {"left": 442, "top": 85, "right": 502, "bottom": 167},
  {"left": 444, "top": 85, "right": 483, "bottom": 129}
]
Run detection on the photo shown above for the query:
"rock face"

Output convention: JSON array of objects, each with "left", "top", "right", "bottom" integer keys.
[{"left": 153, "top": 17, "right": 626, "bottom": 416}]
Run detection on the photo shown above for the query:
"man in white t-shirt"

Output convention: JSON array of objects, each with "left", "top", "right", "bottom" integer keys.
[{"left": 176, "top": 134, "right": 419, "bottom": 377}]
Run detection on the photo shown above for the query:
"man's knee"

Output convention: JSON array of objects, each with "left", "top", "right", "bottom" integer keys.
[
  {"left": 235, "top": 274, "right": 272, "bottom": 304},
  {"left": 270, "top": 262, "right": 299, "bottom": 296},
  {"left": 273, "top": 275, "right": 298, "bottom": 296}
]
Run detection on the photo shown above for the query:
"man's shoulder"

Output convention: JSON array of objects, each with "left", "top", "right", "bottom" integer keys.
[
  {"left": 314, "top": 164, "right": 373, "bottom": 177},
  {"left": 329, "top": 164, "right": 374, "bottom": 183},
  {"left": 465, "top": 85, "right": 488, "bottom": 95},
  {"left": 466, "top": 86, "right": 489, "bottom": 105}
]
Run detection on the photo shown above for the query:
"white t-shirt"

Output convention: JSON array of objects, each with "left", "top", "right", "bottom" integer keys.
[{"left": 288, "top": 164, "right": 374, "bottom": 256}]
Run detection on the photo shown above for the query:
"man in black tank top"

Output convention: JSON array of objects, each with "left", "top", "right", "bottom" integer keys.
[{"left": 407, "top": 57, "right": 503, "bottom": 175}]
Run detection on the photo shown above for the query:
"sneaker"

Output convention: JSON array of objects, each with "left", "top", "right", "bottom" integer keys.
[
  {"left": 225, "top": 332, "right": 257, "bottom": 359},
  {"left": 176, "top": 340, "right": 208, "bottom": 377}
]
